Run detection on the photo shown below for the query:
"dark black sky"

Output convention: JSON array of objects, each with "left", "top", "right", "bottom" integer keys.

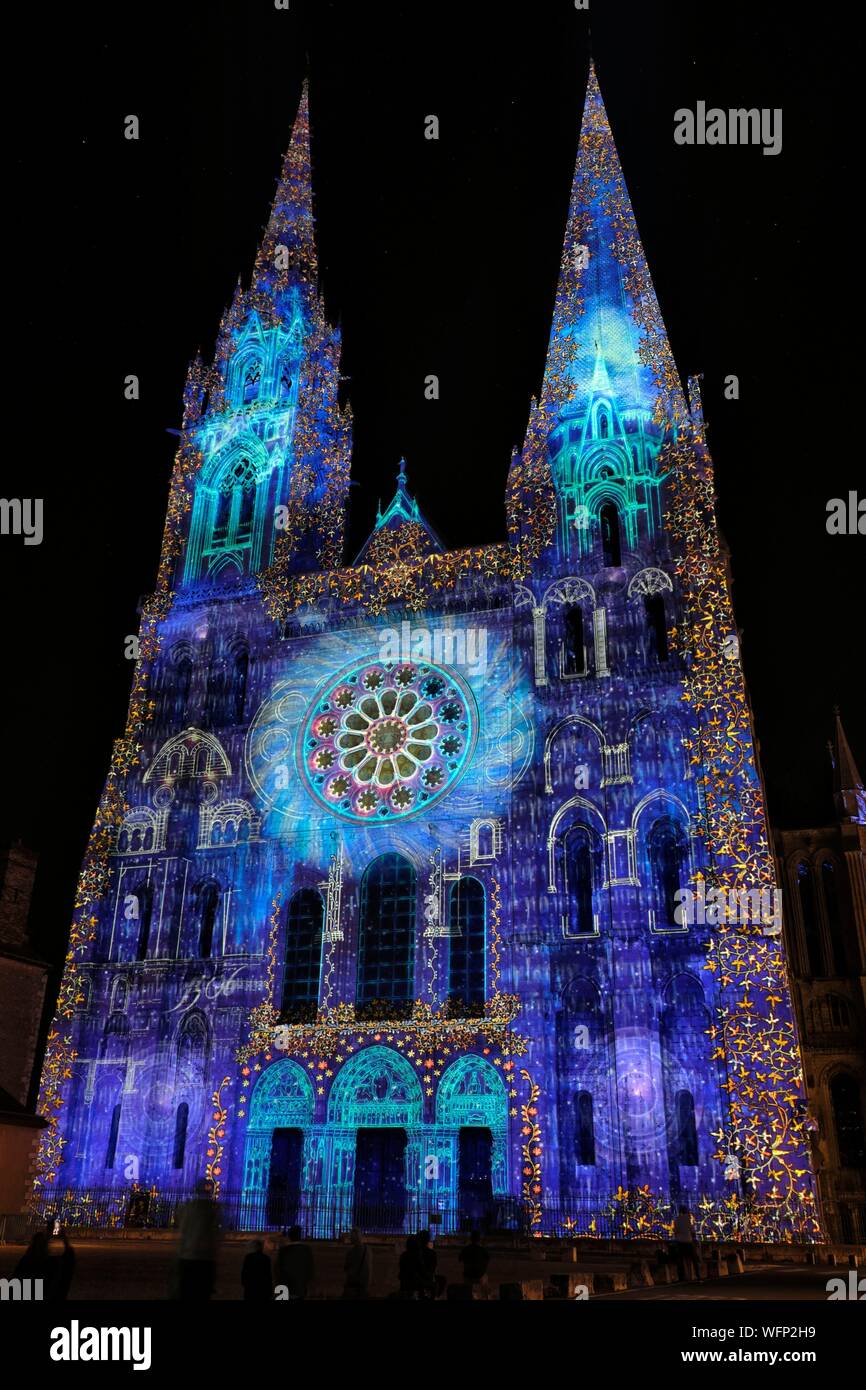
[{"left": 3, "top": 0, "right": 862, "bottom": 983}]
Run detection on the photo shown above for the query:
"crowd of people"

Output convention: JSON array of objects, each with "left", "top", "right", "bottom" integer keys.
[{"left": 11, "top": 1189, "right": 705, "bottom": 1299}]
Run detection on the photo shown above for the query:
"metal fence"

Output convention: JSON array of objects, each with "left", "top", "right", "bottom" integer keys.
[{"left": 3, "top": 1188, "right": 828, "bottom": 1244}]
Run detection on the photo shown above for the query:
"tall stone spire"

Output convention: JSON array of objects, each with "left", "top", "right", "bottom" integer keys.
[
  {"left": 832, "top": 708, "right": 866, "bottom": 823},
  {"left": 541, "top": 63, "right": 688, "bottom": 430},
  {"left": 252, "top": 79, "right": 318, "bottom": 298}
]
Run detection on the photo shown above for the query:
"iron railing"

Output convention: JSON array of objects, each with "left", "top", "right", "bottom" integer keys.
[{"left": 3, "top": 1188, "right": 836, "bottom": 1244}]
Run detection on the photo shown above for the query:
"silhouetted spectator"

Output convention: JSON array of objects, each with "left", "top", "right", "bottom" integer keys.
[
  {"left": 14, "top": 1232, "right": 52, "bottom": 1291},
  {"left": 459, "top": 1230, "right": 490, "bottom": 1294},
  {"left": 342, "top": 1227, "right": 371, "bottom": 1299},
  {"left": 672, "top": 1205, "right": 702, "bottom": 1283},
  {"left": 417, "top": 1229, "right": 439, "bottom": 1299},
  {"left": 47, "top": 1229, "right": 76, "bottom": 1300},
  {"left": 175, "top": 1178, "right": 221, "bottom": 1299},
  {"left": 241, "top": 1239, "right": 273, "bottom": 1301},
  {"left": 398, "top": 1234, "right": 422, "bottom": 1298},
  {"left": 276, "top": 1225, "right": 314, "bottom": 1300}
]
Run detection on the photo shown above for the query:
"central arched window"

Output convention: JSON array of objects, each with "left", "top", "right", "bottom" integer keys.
[
  {"left": 648, "top": 817, "right": 688, "bottom": 929},
  {"left": 281, "top": 889, "right": 324, "bottom": 1020},
  {"left": 447, "top": 877, "right": 485, "bottom": 1014},
  {"left": 600, "top": 502, "right": 621, "bottom": 567},
  {"left": 357, "top": 853, "right": 416, "bottom": 1012}
]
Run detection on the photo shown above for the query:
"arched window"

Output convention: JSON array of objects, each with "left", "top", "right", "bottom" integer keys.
[
  {"left": 575, "top": 1091, "right": 595, "bottom": 1165},
  {"left": 809, "top": 994, "right": 852, "bottom": 1034},
  {"left": 600, "top": 502, "right": 621, "bottom": 567},
  {"left": 563, "top": 606, "right": 586, "bottom": 676},
  {"left": 797, "top": 863, "right": 824, "bottom": 975},
  {"left": 474, "top": 822, "right": 494, "bottom": 860},
  {"left": 648, "top": 817, "right": 687, "bottom": 929},
  {"left": 831, "top": 1074, "right": 866, "bottom": 1168},
  {"left": 644, "top": 593, "right": 669, "bottom": 661},
  {"left": 173, "top": 1102, "right": 189, "bottom": 1169},
  {"left": 105, "top": 1103, "right": 121, "bottom": 1169},
  {"left": 822, "top": 861, "right": 847, "bottom": 975},
  {"left": 357, "top": 853, "right": 416, "bottom": 1013},
  {"left": 565, "top": 826, "right": 597, "bottom": 936},
  {"left": 177, "top": 1012, "right": 208, "bottom": 1072},
  {"left": 279, "top": 364, "right": 293, "bottom": 399},
  {"left": 214, "top": 488, "right": 233, "bottom": 540},
  {"left": 447, "top": 877, "right": 485, "bottom": 1014},
  {"left": 232, "top": 649, "right": 249, "bottom": 723},
  {"left": 242, "top": 361, "right": 261, "bottom": 404},
  {"left": 175, "top": 656, "right": 193, "bottom": 712},
  {"left": 281, "top": 889, "right": 324, "bottom": 1020},
  {"left": 238, "top": 485, "right": 255, "bottom": 534},
  {"left": 198, "top": 883, "right": 220, "bottom": 958},
  {"left": 110, "top": 977, "right": 128, "bottom": 1013},
  {"left": 671, "top": 1089, "right": 699, "bottom": 1166},
  {"left": 135, "top": 885, "right": 153, "bottom": 962}
]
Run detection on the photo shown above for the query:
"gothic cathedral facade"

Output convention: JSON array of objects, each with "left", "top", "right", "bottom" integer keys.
[{"left": 36, "top": 68, "right": 821, "bottom": 1239}]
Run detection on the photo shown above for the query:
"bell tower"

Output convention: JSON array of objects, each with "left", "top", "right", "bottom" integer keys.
[{"left": 179, "top": 83, "right": 352, "bottom": 586}]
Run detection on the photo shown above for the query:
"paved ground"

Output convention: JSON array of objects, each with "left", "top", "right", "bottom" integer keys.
[
  {"left": 595, "top": 1264, "right": 846, "bottom": 1300},
  {"left": 0, "top": 1236, "right": 847, "bottom": 1300}
]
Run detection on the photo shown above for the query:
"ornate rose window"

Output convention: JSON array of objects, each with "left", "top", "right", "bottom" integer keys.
[{"left": 298, "top": 659, "right": 477, "bottom": 822}]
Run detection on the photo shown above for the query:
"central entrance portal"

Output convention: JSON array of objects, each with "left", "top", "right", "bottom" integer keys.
[
  {"left": 458, "top": 1125, "right": 494, "bottom": 1227},
  {"left": 353, "top": 1127, "right": 407, "bottom": 1231},
  {"left": 267, "top": 1127, "right": 304, "bottom": 1229}
]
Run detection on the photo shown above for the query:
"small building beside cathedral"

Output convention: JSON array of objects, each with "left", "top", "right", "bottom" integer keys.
[
  {"left": 775, "top": 714, "right": 866, "bottom": 1242},
  {"left": 33, "top": 68, "right": 821, "bottom": 1240}
]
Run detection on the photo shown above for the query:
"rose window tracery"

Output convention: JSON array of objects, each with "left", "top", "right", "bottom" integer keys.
[{"left": 298, "top": 659, "right": 476, "bottom": 821}]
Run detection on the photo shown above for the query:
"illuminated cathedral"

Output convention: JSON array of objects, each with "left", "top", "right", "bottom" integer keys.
[{"left": 35, "top": 66, "right": 821, "bottom": 1239}]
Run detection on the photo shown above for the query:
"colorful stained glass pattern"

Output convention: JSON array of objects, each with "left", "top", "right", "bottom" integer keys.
[{"left": 298, "top": 659, "right": 477, "bottom": 821}]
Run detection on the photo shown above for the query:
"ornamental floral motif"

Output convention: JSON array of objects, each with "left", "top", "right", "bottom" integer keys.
[{"left": 298, "top": 659, "right": 477, "bottom": 822}]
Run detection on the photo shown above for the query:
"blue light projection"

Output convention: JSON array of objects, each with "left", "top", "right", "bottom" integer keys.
[{"left": 33, "top": 70, "right": 819, "bottom": 1243}]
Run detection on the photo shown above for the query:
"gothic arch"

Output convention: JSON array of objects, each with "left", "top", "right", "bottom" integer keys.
[
  {"left": 356, "top": 853, "right": 417, "bottom": 1011},
  {"left": 627, "top": 567, "right": 673, "bottom": 598},
  {"left": 199, "top": 798, "right": 260, "bottom": 849},
  {"left": 327, "top": 1046, "right": 423, "bottom": 1128},
  {"left": 435, "top": 1055, "right": 507, "bottom": 1128},
  {"left": 631, "top": 788, "right": 692, "bottom": 836},
  {"left": 548, "top": 794, "right": 607, "bottom": 894},
  {"left": 202, "top": 429, "right": 270, "bottom": 490},
  {"left": 176, "top": 1009, "right": 210, "bottom": 1072},
  {"left": 248, "top": 1058, "right": 315, "bottom": 1133},
  {"left": 144, "top": 728, "right": 231, "bottom": 786},
  {"left": 117, "top": 806, "right": 163, "bottom": 855},
  {"left": 109, "top": 977, "right": 128, "bottom": 1012},
  {"left": 541, "top": 576, "right": 597, "bottom": 612},
  {"left": 544, "top": 713, "right": 606, "bottom": 793}
]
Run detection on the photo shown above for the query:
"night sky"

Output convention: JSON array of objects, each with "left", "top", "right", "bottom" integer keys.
[{"left": 3, "top": 0, "right": 861, "bottom": 990}]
